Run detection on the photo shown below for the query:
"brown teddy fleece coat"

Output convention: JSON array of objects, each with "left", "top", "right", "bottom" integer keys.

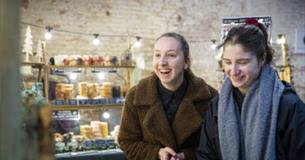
[{"left": 118, "top": 70, "right": 217, "bottom": 160}]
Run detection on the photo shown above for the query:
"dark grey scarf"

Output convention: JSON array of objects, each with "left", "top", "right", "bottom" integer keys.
[{"left": 218, "top": 65, "right": 285, "bottom": 160}]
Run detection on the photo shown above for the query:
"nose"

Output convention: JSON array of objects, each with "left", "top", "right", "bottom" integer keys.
[
  {"left": 231, "top": 64, "right": 240, "bottom": 76},
  {"left": 159, "top": 56, "right": 168, "bottom": 66}
]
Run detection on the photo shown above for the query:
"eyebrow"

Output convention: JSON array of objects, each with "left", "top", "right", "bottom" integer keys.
[
  {"left": 222, "top": 58, "right": 251, "bottom": 61},
  {"left": 154, "top": 49, "right": 177, "bottom": 53}
]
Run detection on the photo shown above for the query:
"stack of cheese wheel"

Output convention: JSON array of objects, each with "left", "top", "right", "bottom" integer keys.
[
  {"left": 55, "top": 83, "right": 65, "bottom": 99},
  {"left": 80, "top": 125, "right": 93, "bottom": 139},
  {"left": 90, "top": 121, "right": 102, "bottom": 139},
  {"left": 100, "top": 82, "right": 112, "bottom": 98},
  {"left": 78, "top": 82, "right": 88, "bottom": 98},
  {"left": 88, "top": 83, "right": 98, "bottom": 98},
  {"left": 63, "top": 84, "right": 73, "bottom": 100}
]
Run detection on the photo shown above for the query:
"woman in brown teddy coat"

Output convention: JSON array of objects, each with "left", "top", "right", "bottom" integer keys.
[{"left": 118, "top": 32, "right": 217, "bottom": 160}]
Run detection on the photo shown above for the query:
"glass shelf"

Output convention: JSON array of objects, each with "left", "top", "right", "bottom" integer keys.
[{"left": 51, "top": 104, "right": 123, "bottom": 111}]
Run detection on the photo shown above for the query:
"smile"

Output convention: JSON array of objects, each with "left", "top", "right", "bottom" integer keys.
[
  {"left": 231, "top": 76, "right": 243, "bottom": 82},
  {"left": 160, "top": 69, "right": 171, "bottom": 74}
]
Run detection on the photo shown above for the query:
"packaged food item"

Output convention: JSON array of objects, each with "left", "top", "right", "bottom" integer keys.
[
  {"left": 104, "top": 56, "right": 111, "bottom": 66},
  {"left": 55, "top": 83, "right": 65, "bottom": 99},
  {"left": 100, "top": 122, "right": 109, "bottom": 138},
  {"left": 78, "top": 82, "right": 88, "bottom": 98},
  {"left": 88, "top": 83, "right": 98, "bottom": 98},
  {"left": 63, "top": 84, "right": 73, "bottom": 100},
  {"left": 95, "top": 55, "right": 104, "bottom": 65},
  {"left": 120, "top": 50, "right": 132, "bottom": 66},
  {"left": 100, "top": 82, "right": 112, "bottom": 98},
  {"left": 80, "top": 125, "right": 93, "bottom": 139},
  {"left": 90, "top": 121, "right": 102, "bottom": 139},
  {"left": 53, "top": 133, "right": 63, "bottom": 142}
]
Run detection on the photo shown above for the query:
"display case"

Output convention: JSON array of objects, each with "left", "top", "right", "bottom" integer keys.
[
  {"left": 45, "top": 63, "right": 133, "bottom": 157},
  {"left": 20, "top": 62, "right": 53, "bottom": 160}
]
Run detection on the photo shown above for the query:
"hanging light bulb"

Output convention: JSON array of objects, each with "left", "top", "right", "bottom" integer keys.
[
  {"left": 44, "top": 26, "right": 53, "bottom": 40},
  {"left": 132, "top": 36, "right": 142, "bottom": 48},
  {"left": 92, "top": 34, "right": 100, "bottom": 46},
  {"left": 103, "top": 110, "right": 110, "bottom": 119},
  {"left": 258, "top": 18, "right": 264, "bottom": 23},
  {"left": 277, "top": 34, "right": 286, "bottom": 44},
  {"left": 69, "top": 73, "right": 77, "bottom": 81},
  {"left": 210, "top": 40, "right": 217, "bottom": 50},
  {"left": 98, "top": 73, "right": 105, "bottom": 80}
]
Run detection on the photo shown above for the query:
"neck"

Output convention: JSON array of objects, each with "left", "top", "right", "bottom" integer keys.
[
  {"left": 162, "top": 75, "right": 184, "bottom": 91},
  {"left": 239, "top": 88, "right": 247, "bottom": 95}
]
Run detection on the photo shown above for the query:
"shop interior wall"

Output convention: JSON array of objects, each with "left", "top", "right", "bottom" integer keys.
[{"left": 20, "top": 0, "right": 305, "bottom": 101}]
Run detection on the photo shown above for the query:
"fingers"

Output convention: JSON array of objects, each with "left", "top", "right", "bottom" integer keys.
[
  {"left": 175, "top": 152, "right": 185, "bottom": 160},
  {"left": 163, "top": 147, "right": 176, "bottom": 155},
  {"left": 158, "top": 147, "right": 177, "bottom": 160},
  {"left": 170, "top": 152, "right": 185, "bottom": 160}
]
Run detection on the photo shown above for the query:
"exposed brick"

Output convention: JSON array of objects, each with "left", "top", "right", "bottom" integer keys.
[{"left": 20, "top": 0, "right": 305, "bottom": 101}]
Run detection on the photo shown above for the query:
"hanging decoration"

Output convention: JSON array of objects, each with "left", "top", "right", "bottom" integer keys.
[
  {"left": 22, "top": 26, "right": 34, "bottom": 62},
  {"left": 277, "top": 34, "right": 292, "bottom": 83}
]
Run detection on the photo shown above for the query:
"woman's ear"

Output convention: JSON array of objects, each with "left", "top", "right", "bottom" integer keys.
[
  {"left": 184, "top": 58, "right": 190, "bottom": 69},
  {"left": 184, "top": 63, "right": 188, "bottom": 69}
]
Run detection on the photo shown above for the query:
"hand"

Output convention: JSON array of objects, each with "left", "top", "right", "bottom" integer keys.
[
  {"left": 158, "top": 147, "right": 177, "bottom": 160},
  {"left": 170, "top": 152, "right": 185, "bottom": 160}
]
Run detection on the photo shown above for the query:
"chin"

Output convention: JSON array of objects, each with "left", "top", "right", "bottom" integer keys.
[{"left": 232, "top": 82, "right": 244, "bottom": 88}]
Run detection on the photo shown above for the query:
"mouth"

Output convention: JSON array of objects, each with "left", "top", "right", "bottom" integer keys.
[
  {"left": 159, "top": 69, "right": 171, "bottom": 75},
  {"left": 231, "top": 76, "right": 244, "bottom": 83}
]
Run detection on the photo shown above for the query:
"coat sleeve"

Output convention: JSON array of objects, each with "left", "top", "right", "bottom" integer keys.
[
  {"left": 277, "top": 93, "right": 305, "bottom": 160},
  {"left": 118, "top": 89, "right": 161, "bottom": 160},
  {"left": 197, "top": 97, "right": 221, "bottom": 160}
]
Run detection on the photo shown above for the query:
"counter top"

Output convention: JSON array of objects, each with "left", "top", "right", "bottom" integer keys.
[{"left": 55, "top": 149, "right": 127, "bottom": 160}]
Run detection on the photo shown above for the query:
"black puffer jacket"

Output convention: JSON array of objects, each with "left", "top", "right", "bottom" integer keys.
[{"left": 197, "top": 82, "right": 305, "bottom": 160}]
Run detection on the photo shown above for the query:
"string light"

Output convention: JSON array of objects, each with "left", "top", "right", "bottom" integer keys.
[
  {"left": 210, "top": 40, "right": 223, "bottom": 50},
  {"left": 92, "top": 33, "right": 100, "bottom": 46},
  {"left": 44, "top": 26, "right": 53, "bottom": 40},
  {"left": 210, "top": 40, "right": 217, "bottom": 50},
  {"left": 21, "top": 21, "right": 214, "bottom": 45},
  {"left": 258, "top": 18, "right": 264, "bottom": 23},
  {"left": 103, "top": 110, "right": 110, "bottom": 119},
  {"left": 270, "top": 37, "right": 273, "bottom": 44},
  {"left": 132, "top": 36, "right": 142, "bottom": 48},
  {"left": 97, "top": 73, "right": 105, "bottom": 80},
  {"left": 69, "top": 73, "right": 77, "bottom": 81},
  {"left": 277, "top": 34, "right": 286, "bottom": 44}
]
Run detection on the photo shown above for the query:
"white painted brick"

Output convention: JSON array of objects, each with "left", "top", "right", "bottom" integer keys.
[{"left": 20, "top": 0, "right": 305, "bottom": 100}]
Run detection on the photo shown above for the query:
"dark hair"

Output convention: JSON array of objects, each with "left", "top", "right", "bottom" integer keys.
[
  {"left": 223, "top": 23, "right": 274, "bottom": 64},
  {"left": 156, "top": 32, "right": 191, "bottom": 66}
]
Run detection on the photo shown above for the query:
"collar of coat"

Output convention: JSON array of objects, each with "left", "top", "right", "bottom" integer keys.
[
  {"left": 133, "top": 69, "right": 213, "bottom": 105},
  {"left": 131, "top": 69, "right": 214, "bottom": 149}
]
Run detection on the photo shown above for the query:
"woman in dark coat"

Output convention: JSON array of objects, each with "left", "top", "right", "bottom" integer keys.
[
  {"left": 118, "top": 32, "right": 217, "bottom": 160},
  {"left": 197, "top": 20, "right": 305, "bottom": 160}
]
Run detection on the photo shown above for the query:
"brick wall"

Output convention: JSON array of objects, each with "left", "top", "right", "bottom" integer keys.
[{"left": 20, "top": 0, "right": 305, "bottom": 101}]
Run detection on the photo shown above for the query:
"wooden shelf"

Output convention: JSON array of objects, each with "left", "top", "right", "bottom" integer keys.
[
  {"left": 48, "top": 65, "right": 135, "bottom": 69},
  {"left": 21, "top": 62, "right": 46, "bottom": 82},
  {"left": 51, "top": 104, "right": 123, "bottom": 110},
  {"left": 21, "top": 62, "right": 45, "bottom": 68}
]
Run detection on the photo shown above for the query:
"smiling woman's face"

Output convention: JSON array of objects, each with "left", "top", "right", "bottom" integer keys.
[
  {"left": 153, "top": 36, "right": 187, "bottom": 91},
  {"left": 222, "top": 44, "right": 264, "bottom": 94}
]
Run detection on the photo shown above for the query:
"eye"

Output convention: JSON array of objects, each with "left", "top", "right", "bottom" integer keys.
[
  {"left": 169, "top": 54, "right": 176, "bottom": 57},
  {"left": 167, "top": 52, "right": 177, "bottom": 57},
  {"left": 222, "top": 60, "right": 231, "bottom": 65},
  {"left": 154, "top": 53, "right": 160, "bottom": 57},
  {"left": 237, "top": 60, "right": 249, "bottom": 65}
]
